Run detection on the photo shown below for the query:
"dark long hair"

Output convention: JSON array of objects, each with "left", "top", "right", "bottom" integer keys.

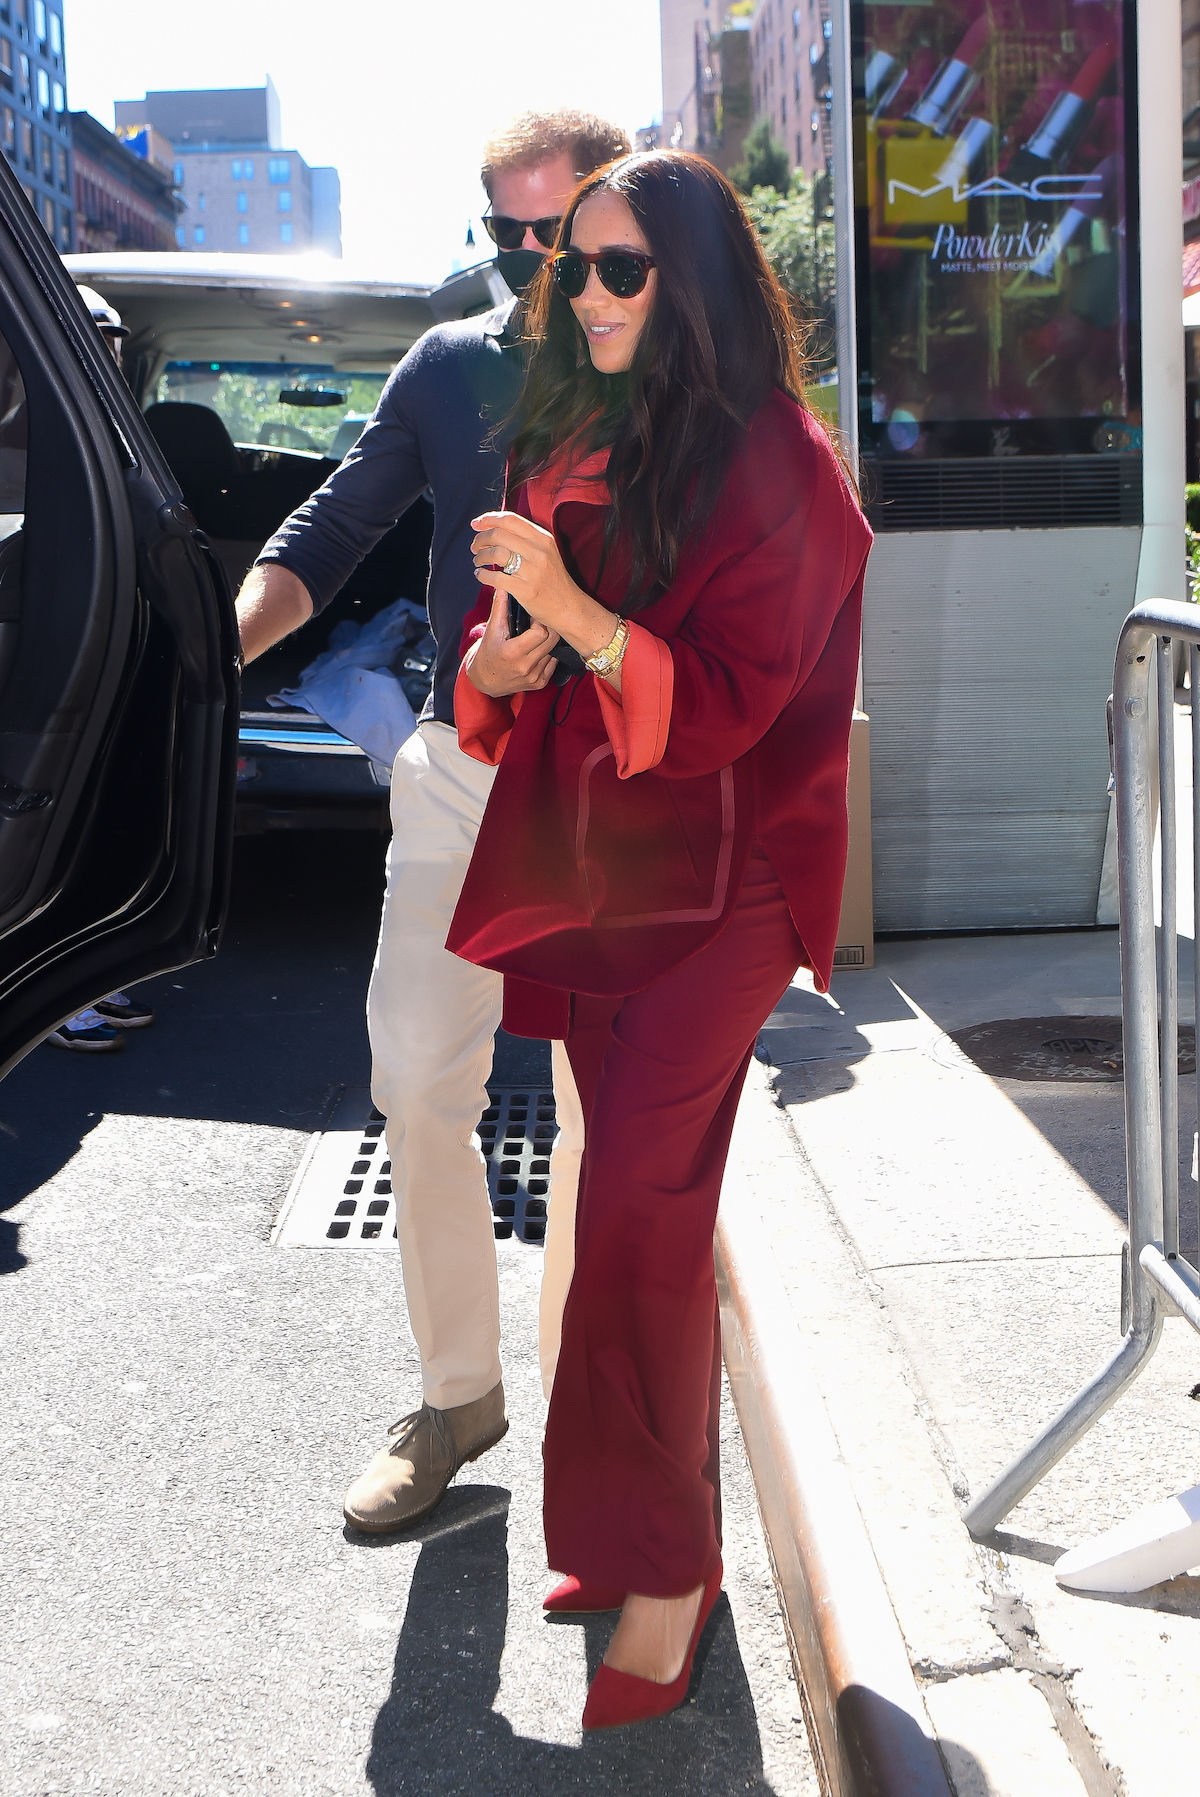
[{"left": 508, "top": 151, "right": 818, "bottom": 608}]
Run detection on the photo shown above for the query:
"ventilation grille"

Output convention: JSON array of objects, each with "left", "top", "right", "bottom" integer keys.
[
  {"left": 272, "top": 1087, "right": 553, "bottom": 1248},
  {"left": 863, "top": 454, "right": 1142, "bottom": 533}
]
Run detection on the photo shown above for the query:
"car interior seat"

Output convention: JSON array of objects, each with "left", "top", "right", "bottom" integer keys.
[{"left": 143, "top": 402, "right": 244, "bottom": 536}]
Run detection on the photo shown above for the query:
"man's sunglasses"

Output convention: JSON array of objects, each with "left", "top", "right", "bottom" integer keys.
[
  {"left": 550, "top": 249, "right": 657, "bottom": 300},
  {"left": 482, "top": 211, "right": 562, "bottom": 251}
]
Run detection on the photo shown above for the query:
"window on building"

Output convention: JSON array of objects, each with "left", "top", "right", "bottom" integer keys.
[
  {"left": 279, "top": 221, "right": 292, "bottom": 243},
  {"left": 35, "top": 64, "right": 45, "bottom": 109},
  {"left": 20, "top": 116, "right": 31, "bottom": 161},
  {"left": 173, "top": 159, "right": 183, "bottom": 185},
  {"left": 230, "top": 158, "right": 241, "bottom": 179},
  {"left": 268, "top": 157, "right": 290, "bottom": 184},
  {"left": 2, "top": 107, "right": 14, "bottom": 153},
  {"left": 198, "top": 191, "right": 206, "bottom": 211},
  {"left": 797, "top": 132, "right": 803, "bottom": 163},
  {"left": 18, "top": 52, "right": 29, "bottom": 96},
  {"left": 51, "top": 78, "right": 61, "bottom": 113},
  {"left": 48, "top": 8, "right": 58, "bottom": 54},
  {"left": 55, "top": 139, "right": 64, "bottom": 187},
  {"left": 243, "top": 158, "right": 254, "bottom": 180},
  {"left": 238, "top": 222, "right": 249, "bottom": 245},
  {"left": 0, "top": 39, "right": 11, "bottom": 85},
  {"left": 175, "top": 224, "right": 184, "bottom": 247},
  {"left": 277, "top": 188, "right": 291, "bottom": 212},
  {"left": 57, "top": 203, "right": 68, "bottom": 249},
  {"left": 38, "top": 128, "right": 49, "bottom": 178},
  {"left": 32, "top": 0, "right": 43, "bottom": 40},
  {"left": 13, "top": 0, "right": 25, "bottom": 28},
  {"left": 236, "top": 190, "right": 247, "bottom": 212},
  {"left": 194, "top": 225, "right": 205, "bottom": 245}
]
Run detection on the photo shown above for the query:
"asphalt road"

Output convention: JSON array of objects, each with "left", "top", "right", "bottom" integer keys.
[{"left": 0, "top": 832, "right": 814, "bottom": 1796}]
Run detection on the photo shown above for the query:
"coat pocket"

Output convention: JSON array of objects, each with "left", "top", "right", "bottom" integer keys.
[{"left": 576, "top": 744, "right": 735, "bottom": 929}]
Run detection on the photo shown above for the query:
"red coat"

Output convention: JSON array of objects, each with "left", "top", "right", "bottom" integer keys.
[{"left": 446, "top": 391, "right": 872, "bottom": 1037}]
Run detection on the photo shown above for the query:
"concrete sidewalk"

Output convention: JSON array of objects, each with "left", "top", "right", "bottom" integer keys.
[{"left": 735, "top": 921, "right": 1200, "bottom": 1796}]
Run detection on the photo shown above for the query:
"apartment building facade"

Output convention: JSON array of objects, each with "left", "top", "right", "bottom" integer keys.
[
  {"left": 0, "top": 0, "right": 71, "bottom": 250},
  {"left": 652, "top": 0, "right": 752, "bottom": 173},
  {"left": 748, "top": 0, "right": 830, "bottom": 179},
  {"left": 71, "top": 112, "right": 179, "bottom": 253},
  {"left": 114, "top": 83, "right": 341, "bottom": 257}
]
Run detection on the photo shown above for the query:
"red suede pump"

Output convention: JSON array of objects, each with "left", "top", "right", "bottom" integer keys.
[{"left": 581, "top": 1559, "right": 723, "bottom": 1730}]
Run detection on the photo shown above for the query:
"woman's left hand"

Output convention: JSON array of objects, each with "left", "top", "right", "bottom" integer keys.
[
  {"left": 471, "top": 511, "right": 622, "bottom": 679},
  {"left": 471, "top": 511, "right": 582, "bottom": 640}
]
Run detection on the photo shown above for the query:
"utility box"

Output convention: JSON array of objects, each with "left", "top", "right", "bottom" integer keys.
[
  {"left": 835, "top": 711, "right": 874, "bottom": 968},
  {"left": 849, "top": 0, "right": 1159, "bottom": 929}
]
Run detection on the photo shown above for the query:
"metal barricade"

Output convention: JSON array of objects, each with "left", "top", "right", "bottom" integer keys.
[{"left": 964, "top": 597, "right": 1200, "bottom": 1540}]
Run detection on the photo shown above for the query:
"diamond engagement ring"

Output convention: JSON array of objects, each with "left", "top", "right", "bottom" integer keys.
[{"left": 502, "top": 550, "right": 522, "bottom": 577}]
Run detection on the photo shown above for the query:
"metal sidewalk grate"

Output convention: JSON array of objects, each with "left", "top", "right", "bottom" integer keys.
[{"left": 272, "top": 1086, "right": 553, "bottom": 1249}]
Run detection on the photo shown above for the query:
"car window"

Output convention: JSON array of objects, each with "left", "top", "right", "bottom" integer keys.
[
  {"left": 0, "top": 327, "right": 26, "bottom": 698},
  {"left": 0, "top": 326, "right": 26, "bottom": 515},
  {"left": 146, "top": 361, "right": 390, "bottom": 459}
]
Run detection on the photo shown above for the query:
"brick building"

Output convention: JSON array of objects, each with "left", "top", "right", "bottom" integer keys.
[
  {"left": 0, "top": 0, "right": 71, "bottom": 250},
  {"left": 114, "top": 82, "right": 341, "bottom": 257},
  {"left": 748, "top": 0, "right": 830, "bottom": 180},
  {"left": 70, "top": 111, "right": 180, "bottom": 253}
]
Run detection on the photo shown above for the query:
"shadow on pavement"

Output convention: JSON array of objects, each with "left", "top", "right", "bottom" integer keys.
[
  {"left": 363, "top": 1487, "right": 783, "bottom": 1795},
  {"left": 0, "top": 832, "right": 551, "bottom": 1250}
]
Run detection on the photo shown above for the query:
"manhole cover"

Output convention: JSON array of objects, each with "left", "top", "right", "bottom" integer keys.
[
  {"left": 947, "top": 1017, "right": 1197, "bottom": 1083},
  {"left": 272, "top": 1086, "right": 554, "bottom": 1248}
]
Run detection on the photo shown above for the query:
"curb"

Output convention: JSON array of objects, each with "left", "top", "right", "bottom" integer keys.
[{"left": 715, "top": 1082, "right": 953, "bottom": 1797}]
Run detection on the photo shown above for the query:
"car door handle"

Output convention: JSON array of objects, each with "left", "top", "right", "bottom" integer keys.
[{"left": 0, "top": 774, "right": 51, "bottom": 816}]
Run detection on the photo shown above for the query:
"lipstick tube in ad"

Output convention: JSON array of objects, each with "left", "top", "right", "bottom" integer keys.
[
  {"left": 1010, "top": 41, "right": 1118, "bottom": 183},
  {"left": 934, "top": 116, "right": 997, "bottom": 196},
  {"left": 865, "top": 49, "right": 907, "bottom": 119},
  {"left": 1028, "top": 152, "right": 1120, "bottom": 277},
  {"left": 906, "top": 16, "right": 990, "bottom": 136}
]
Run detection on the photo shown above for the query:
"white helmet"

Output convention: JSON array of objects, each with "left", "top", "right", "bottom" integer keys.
[{"left": 75, "top": 284, "right": 130, "bottom": 339}]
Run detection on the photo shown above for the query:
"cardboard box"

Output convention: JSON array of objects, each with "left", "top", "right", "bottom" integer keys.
[{"left": 834, "top": 712, "right": 874, "bottom": 969}]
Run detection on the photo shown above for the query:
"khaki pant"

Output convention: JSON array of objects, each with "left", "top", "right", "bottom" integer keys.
[{"left": 366, "top": 721, "right": 581, "bottom": 1409}]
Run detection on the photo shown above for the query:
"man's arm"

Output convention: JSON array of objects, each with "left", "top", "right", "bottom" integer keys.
[
  {"left": 235, "top": 562, "right": 315, "bottom": 664},
  {"left": 236, "top": 331, "right": 443, "bottom": 662}
]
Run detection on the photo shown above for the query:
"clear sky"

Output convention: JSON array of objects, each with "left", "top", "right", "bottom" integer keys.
[{"left": 64, "top": 0, "right": 664, "bottom": 281}]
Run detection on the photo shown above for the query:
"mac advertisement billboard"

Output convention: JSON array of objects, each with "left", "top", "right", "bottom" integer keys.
[{"left": 852, "top": 0, "right": 1139, "bottom": 463}]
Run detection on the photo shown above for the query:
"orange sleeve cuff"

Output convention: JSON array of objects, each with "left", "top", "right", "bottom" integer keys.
[
  {"left": 594, "top": 622, "right": 674, "bottom": 777},
  {"left": 455, "top": 647, "right": 524, "bottom": 766}
]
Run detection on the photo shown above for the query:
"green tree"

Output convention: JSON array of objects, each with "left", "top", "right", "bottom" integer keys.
[
  {"left": 729, "top": 117, "right": 791, "bottom": 197},
  {"left": 744, "top": 170, "right": 837, "bottom": 374}
]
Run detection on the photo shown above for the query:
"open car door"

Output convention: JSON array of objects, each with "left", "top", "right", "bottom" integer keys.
[{"left": 0, "top": 161, "right": 238, "bottom": 1080}]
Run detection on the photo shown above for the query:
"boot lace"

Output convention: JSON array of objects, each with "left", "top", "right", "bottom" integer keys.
[{"left": 386, "top": 1403, "right": 456, "bottom": 1472}]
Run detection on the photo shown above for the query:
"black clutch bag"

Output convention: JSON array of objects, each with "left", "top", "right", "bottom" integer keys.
[{"left": 508, "top": 595, "right": 586, "bottom": 685}]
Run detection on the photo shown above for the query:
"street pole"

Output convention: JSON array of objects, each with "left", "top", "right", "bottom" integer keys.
[{"left": 828, "top": 0, "right": 857, "bottom": 470}]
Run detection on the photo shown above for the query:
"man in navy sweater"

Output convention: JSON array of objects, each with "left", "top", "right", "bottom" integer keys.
[{"left": 235, "top": 111, "right": 629, "bottom": 1532}]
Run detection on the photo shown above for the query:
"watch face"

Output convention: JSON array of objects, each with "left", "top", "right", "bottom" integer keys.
[{"left": 852, "top": 0, "right": 1137, "bottom": 461}]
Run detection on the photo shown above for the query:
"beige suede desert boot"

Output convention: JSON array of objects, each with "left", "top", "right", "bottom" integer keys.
[{"left": 342, "top": 1380, "right": 508, "bottom": 1533}]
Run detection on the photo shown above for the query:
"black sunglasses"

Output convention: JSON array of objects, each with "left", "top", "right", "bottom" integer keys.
[
  {"left": 550, "top": 248, "right": 657, "bottom": 300},
  {"left": 482, "top": 211, "right": 562, "bottom": 251}
]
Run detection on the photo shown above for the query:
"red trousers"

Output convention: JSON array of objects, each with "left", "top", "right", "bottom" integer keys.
[{"left": 543, "top": 845, "right": 804, "bottom": 1597}]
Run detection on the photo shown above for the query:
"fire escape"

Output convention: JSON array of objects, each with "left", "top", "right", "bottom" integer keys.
[
  {"left": 695, "top": 21, "right": 722, "bottom": 156},
  {"left": 813, "top": 5, "right": 835, "bottom": 176}
]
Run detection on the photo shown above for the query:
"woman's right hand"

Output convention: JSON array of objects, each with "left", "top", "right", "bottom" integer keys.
[{"left": 465, "top": 587, "right": 561, "bottom": 697}]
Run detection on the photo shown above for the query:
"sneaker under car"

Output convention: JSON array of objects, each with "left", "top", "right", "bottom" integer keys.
[
  {"left": 46, "top": 1008, "right": 125, "bottom": 1052},
  {"left": 92, "top": 991, "right": 155, "bottom": 1029}
]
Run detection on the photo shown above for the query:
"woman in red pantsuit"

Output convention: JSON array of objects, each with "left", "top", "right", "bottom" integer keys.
[{"left": 447, "top": 152, "right": 872, "bottom": 1729}]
